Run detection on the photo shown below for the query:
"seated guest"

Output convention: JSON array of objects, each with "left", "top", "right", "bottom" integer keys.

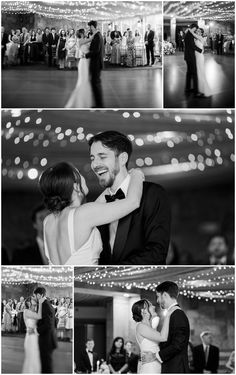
[
  {"left": 107, "top": 337, "right": 128, "bottom": 374},
  {"left": 193, "top": 331, "right": 220, "bottom": 373},
  {"left": 11, "top": 204, "right": 49, "bottom": 265},
  {"left": 77, "top": 338, "right": 99, "bottom": 373},
  {"left": 125, "top": 341, "right": 139, "bottom": 373}
]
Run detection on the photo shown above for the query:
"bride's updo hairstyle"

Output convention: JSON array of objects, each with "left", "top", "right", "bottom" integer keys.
[
  {"left": 39, "top": 162, "right": 84, "bottom": 213},
  {"left": 77, "top": 29, "right": 85, "bottom": 39},
  {"left": 132, "top": 299, "right": 152, "bottom": 322}
]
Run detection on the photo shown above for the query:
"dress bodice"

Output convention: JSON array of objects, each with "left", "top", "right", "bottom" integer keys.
[
  {"left": 80, "top": 42, "right": 90, "bottom": 54},
  {"left": 195, "top": 38, "right": 204, "bottom": 53},
  {"left": 25, "top": 317, "right": 37, "bottom": 330},
  {"left": 136, "top": 324, "right": 160, "bottom": 353}
]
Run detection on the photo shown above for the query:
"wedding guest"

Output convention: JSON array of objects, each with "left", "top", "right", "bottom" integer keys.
[
  {"left": 19, "top": 27, "right": 29, "bottom": 64},
  {"left": 42, "top": 27, "right": 51, "bottom": 65},
  {"left": 49, "top": 27, "right": 59, "bottom": 66},
  {"left": 205, "top": 233, "right": 233, "bottom": 265},
  {"left": 2, "top": 26, "right": 9, "bottom": 67},
  {"left": 126, "top": 30, "right": 136, "bottom": 68},
  {"left": 216, "top": 30, "right": 224, "bottom": 55},
  {"left": 105, "top": 30, "right": 112, "bottom": 60},
  {"left": 36, "top": 28, "right": 43, "bottom": 61},
  {"left": 56, "top": 297, "right": 67, "bottom": 339},
  {"left": 125, "top": 341, "right": 139, "bottom": 373},
  {"left": 193, "top": 331, "right": 220, "bottom": 373},
  {"left": 111, "top": 25, "right": 122, "bottom": 64},
  {"left": 57, "top": 29, "right": 67, "bottom": 69},
  {"left": 107, "top": 337, "right": 128, "bottom": 374},
  {"left": 2, "top": 299, "right": 7, "bottom": 321},
  {"left": 188, "top": 341, "right": 195, "bottom": 373},
  {"left": 16, "top": 296, "right": 26, "bottom": 333},
  {"left": 226, "top": 351, "right": 235, "bottom": 373},
  {"left": 144, "top": 24, "right": 155, "bottom": 66},
  {"left": 66, "top": 29, "right": 76, "bottom": 69},
  {"left": 77, "top": 338, "right": 99, "bottom": 373},
  {"left": 12, "top": 204, "right": 49, "bottom": 265},
  {"left": 3, "top": 299, "right": 13, "bottom": 332},
  {"left": 29, "top": 29, "right": 38, "bottom": 62},
  {"left": 178, "top": 31, "right": 185, "bottom": 52},
  {"left": 65, "top": 298, "right": 73, "bottom": 341},
  {"left": 7, "top": 29, "right": 20, "bottom": 65}
]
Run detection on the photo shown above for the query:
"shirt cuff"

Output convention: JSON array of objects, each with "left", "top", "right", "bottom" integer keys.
[{"left": 156, "top": 351, "right": 163, "bottom": 363}]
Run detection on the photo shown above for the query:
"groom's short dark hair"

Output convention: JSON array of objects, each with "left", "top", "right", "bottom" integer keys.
[
  {"left": 34, "top": 287, "right": 46, "bottom": 296},
  {"left": 88, "top": 131, "right": 133, "bottom": 167},
  {"left": 190, "top": 23, "right": 198, "bottom": 29},
  {"left": 156, "top": 281, "right": 179, "bottom": 299},
  {"left": 88, "top": 20, "right": 97, "bottom": 28}
]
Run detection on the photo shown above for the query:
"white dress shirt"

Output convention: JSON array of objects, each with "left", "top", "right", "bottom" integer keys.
[{"left": 86, "top": 349, "right": 93, "bottom": 369}]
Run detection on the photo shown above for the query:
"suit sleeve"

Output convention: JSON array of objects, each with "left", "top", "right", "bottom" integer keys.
[
  {"left": 213, "top": 347, "right": 220, "bottom": 373},
  {"left": 37, "top": 302, "right": 54, "bottom": 335},
  {"left": 122, "top": 184, "right": 171, "bottom": 264},
  {"left": 159, "top": 310, "right": 189, "bottom": 362},
  {"left": 86, "top": 34, "right": 102, "bottom": 59}
]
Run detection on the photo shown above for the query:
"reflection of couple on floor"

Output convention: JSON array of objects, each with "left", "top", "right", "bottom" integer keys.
[
  {"left": 133, "top": 281, "right": 190, "bottom": 373},
  {"left": 184, "top": 23, "right": 211, "bottom": 98},
  {"left": 22, "top": 287, "right": 57, "bottom": 373},
  {"left": 39, "top": 131, "right": 171, "bottom": 266},
  {"left": 66, "top": 20, "right": 103, "bottom": 108}
]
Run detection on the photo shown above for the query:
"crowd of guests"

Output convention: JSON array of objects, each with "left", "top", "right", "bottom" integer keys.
[
  {"left": 2, "top": 24, "right": 160, "bottom": 69},
  {"left": 1, "top": 295, "right": 73, "bottom": 341},
  {"left": 163, "top": 28, "right": 234, "bottom": 55},
  {"left": 75, "top": 333, "right": 234, "bottom": 374}
]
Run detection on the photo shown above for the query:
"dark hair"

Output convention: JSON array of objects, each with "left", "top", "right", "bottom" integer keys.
[
  {"left": 190, "top": 24, "right": 198, "bottom": 29},
  {"left": 207, "top": 233, "right": 229, "bottom": 247},
  {"left": 39, "top": 162, "right": 83, "bottom": 213},
  {"left": 51, "top": 27, "right": 56, "bottom": 31},
  {"left": 31, "top": 204, "right": 47, "bottom": 223},
  {"left": 156, "top": 281, "right": 179, "bottom": 299},
  {"left": 109, "top": 337, "right": 125, "bottom": 356},
  {"left": 77, "top": 28, "right": 85, "bottom": 38},
  {"left": 88, "top": 131, "right": 133, "bottom": 167},
  {"left": 132, "top": 299, "right": 152, "bottom": 322},
  {"left": 34, "top": 287, "right": 46, "bottom": 296},
  {"left": 60, "top": 29, "right": 66, "bottom": 37},
  {"left": 24, "top": 296, "right": 32, "bottom": 309},
  {"left": 88, "top": 20, "right": 97, "bottom": 28},
  {"left": 86, "top": 338, "right": 94, "bottom": 343}
]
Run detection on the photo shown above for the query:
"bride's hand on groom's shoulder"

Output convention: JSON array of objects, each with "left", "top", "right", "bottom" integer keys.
[{"left": 129, "top": 168, "right": 145, "bottom": 181}]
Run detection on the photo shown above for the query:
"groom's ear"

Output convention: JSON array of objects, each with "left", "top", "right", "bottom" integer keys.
[{"left": 119, "top": 152, "right": 128, "bottom": 167}]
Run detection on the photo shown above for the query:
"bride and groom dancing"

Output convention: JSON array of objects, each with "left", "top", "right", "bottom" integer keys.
[
  {"left": 39, "top": 131, "right": 171, "bottom": 266},
  {"left": 66, "top": 20, "right": 104, "bottom": 108},
  {"left": 133, "top": 281, "right": 190, "bottom": 373},
  {"left": 184, "top": 24, "right": 211, "bottom": 98},
  {"left": 22, "top": 287, "right": 57, "bottom": 373}
]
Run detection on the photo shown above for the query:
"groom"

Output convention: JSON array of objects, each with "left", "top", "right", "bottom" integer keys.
[
  {"left": 85, "top": 20, "right": 104, "bottom": 108},
  {"left": 156, "top": 281, "right": 190, "bottom": 373},
  {"left": 89, "top": 130, "right": 171, "bottom": 265},
  {"left": 34, "top": 287, "right": 57, "bottom": 373},
  {"left": 184, "top": 24, "right": 203, "bottom": 97}
]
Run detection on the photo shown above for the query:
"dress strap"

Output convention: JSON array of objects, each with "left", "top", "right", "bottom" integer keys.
[{"left": 68, "top": 208, "right": 76, "bottom": 255}]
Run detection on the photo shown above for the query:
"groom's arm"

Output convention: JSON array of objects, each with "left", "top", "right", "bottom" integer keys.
[
  {"left": 37, "top": 302, "right": 54, "bottom": 335},
  {"left": 122, "top": 183, "right": 171, "bottom": 264},
  {"left": 85, "top": 34, "right": 102, "bottom": 59},
  {"left": 159, "top": 311, "right": 190, "bottom": 362}
]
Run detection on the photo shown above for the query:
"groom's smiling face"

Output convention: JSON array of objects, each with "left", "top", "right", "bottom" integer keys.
[{"left": 90, "top": 141, "right": 122, "bottom": 188}]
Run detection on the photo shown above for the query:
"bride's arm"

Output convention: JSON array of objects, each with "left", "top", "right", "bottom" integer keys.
[
  {"left": 137, "top": 322, "right": 167, "bottom": 343},
  {"left": 75, "top": 169, "right": 144, "bottom": 227},
  {"left": 23, "top": 300, "right": 43, "bottom": 321},
  {"left": 189, "top": 29, "right": 204, "bottom": 42}
]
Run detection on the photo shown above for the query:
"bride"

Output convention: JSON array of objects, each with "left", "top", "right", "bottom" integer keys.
[
  {"left": 190, "top": 27, "right": 211, "bottom": 97},
  {"left": 65, "top": 28, "right": 95, "bottom": 108},
  {"left": 132, "top": 299, "right": 170, "bottom": 374},
  {"left": 39, "top": 162, "right": 144, "bottom": 265},
  {"left": 22, "top": 296, "right": 43, "bottom": 373}
]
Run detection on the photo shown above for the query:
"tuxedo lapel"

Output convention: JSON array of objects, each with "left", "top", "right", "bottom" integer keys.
[{"left": 112, "top": 214, "right": 132, "bottom": 262}]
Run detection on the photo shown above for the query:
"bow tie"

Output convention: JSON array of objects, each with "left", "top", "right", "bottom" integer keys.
[{"left": 105, "top": 188, "right": 125, "bottom": 202}]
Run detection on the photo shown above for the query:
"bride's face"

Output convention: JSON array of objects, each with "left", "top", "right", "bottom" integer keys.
[{"left": 31, "top": 297, "right": 37, "bottom": 306}]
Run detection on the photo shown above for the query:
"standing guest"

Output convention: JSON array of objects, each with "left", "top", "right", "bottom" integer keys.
[
  {"left": 57, "top": 29, "right": 67, "bottom": 69},
  {"left": 36, "top": 28, "right": 43, "bottom": 61},
  {"left": 216, "top": 30, "right": 224, "bottom": 55},
  {"left": 56, "top": 297, "right": 67, "bottom": 340},
  {"left": 110, "top": 25, "right": 122, "bottom": 65},
  {"left": 107, "top": 337, "right": 128, "bottom": 374},
  {"left": 125, "top": 341, "right": 139, "bottom": 373},
  {"left": 77, "top": 339, "right": 99, "bottom": 373},
  {"left": 193, "top": 331, "right": 220, "bottom": 373},
  {"left": 16, "top": 296, "right": 26, "bottom": 333},
  {"left": 226, "top": 351, "right": 235, "bottom": 373},
  {"left": 7, "top": 29, "right": 20, "bottom": 65},
  {"left": 2, "top": 26, "right": 9, "bottom": 67},
  {"left": 178, "top": 30, "right": 185, "bottom": 52},
  {"left": 126, "top": 30, "right": 136, "bottom": 68},
  {"left": 204, "top": 233, "right": 233, "bottom": 265},
  {"left": 3, "top": 299, "right": 13, "bottom": 332},
  {"left": 144, "top": 24, "right": 155, "bottom": 66},
  {"left": 42, "top": 27, "right": 51, "bottom": 65},
  {"left": 65, "top": 298, "right": 73, "bottom": 341},
  {"left": 12, "top": 204, "right": 49, "bottom": 265},
  {"left": 29, "top": 30, "right": 37, "bottom": 62},
  {"left": 19, "top": 27, "right": 30, "bottom": 64},
  {"left": 66, "top": 29, "right": 76, "bottom": 69},
  {"left": 2, "top": 299, "right": 7, "bottom": 322},
  {"left": 49, "top": 27, "right": 59, "bottom": 67}
]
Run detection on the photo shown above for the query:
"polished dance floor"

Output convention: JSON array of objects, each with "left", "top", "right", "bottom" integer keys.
[
  {"left": 164, "top": 52, "right": 234, "bottom": 108},
  {"left": 1, "top": 334, "right": 72, "bottom": 373},
  {"left": 2, "top": 64, "right": 162, "bottom": 108}
]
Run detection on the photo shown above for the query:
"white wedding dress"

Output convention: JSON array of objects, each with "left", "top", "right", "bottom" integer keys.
[
  {"left": 44, "top": 208, "right": 103, "bottom": 265},
  {"left": 22, "top": 317, "right": 41, "bottom": 373},
  {"left": 136, "top": 323, "right": 162, "bottom": 374},
  {"left": 195, "top": 38, "right": 211, "bottom": 97},
  {"left": 65, "top": 43, "right": 94, "bottom": 108}
]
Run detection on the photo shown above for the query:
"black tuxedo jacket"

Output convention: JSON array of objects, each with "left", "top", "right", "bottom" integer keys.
[
  {"left": 184, "top": 31, "right": 202, "bottom": 62},
  {"left": 11, "top": 240, "right": 45, "bottom": 265},
  {"left": 77, "top": 349, "right": 99, "bottom": 373},
  {"left": 127, "top": 352, "right": 139, "bottom": 373},
  {"left": 42, "top": 33, "right": 50, "bottom": 46},
  {"left": 159, "top": 309, "right": 190, "bottom": 373},
  {"left": 98, "top": 182, "right": 171, "bottom": 265},
  {"left": 86, "top": 32, "right": 104, "bottom": 74},
  {"left": 111, "top": 30, "right": 122, "bottom": 40},
  {"left": 193, "top": 344, "right": 219, "bottom": 373},
  {"left": 2, "top": 32, "right": 8, "bottom": 50},
  {"left": 145, "top": 30, "right": 155, "bottom": 46},
  {"left": 37, "top": 299, "right": 57, "bottom": 353},
  {"left": 48, "top": 33, "right": 59, "bottom": 46}
]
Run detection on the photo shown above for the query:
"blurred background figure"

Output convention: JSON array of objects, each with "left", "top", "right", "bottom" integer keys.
[
  {"left": 226, "top": 350, "right": 235, "bottom": 373},
  {"left": 107, "top": 337, "right": 128, "bottom": 374},
  {"left": 76, "top": 338, "right": 99, "bottom": 373},
  {"left": 125, "top": 341, "right": 139, "bottom": 373},
  {"left": 205, "top": 234, "right": 233, "bottom": 265},
  {"left": 193, "top": 331, "right": 220, "bottom": 373}
]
